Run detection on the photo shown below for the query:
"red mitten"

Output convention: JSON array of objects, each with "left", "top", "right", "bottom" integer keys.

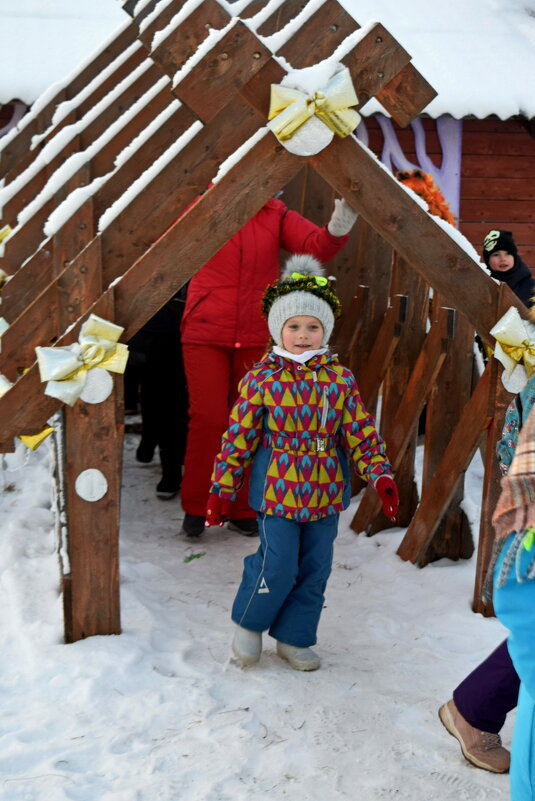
[
  {"left": 374, "top": 475, "right": 399, "bottom": 521},
  {"left": 205, "top": 493, "right": 232, "bottom": 528}
]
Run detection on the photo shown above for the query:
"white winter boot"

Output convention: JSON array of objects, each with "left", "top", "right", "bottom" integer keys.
[
  {"left": 232, "top": 625, "right": 262, "bottom": 665},
  {"left": 276, "top": 641, "right": 321, "bottom": 671}
]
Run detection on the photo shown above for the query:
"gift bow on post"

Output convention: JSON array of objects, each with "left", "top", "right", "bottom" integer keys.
[
  {"left": 490, "top": 306, "right": 535, "bottom": 380},
  {"left": 36, "top": 314, "right": 129, "bottom": 406},
  {"left": 267, "top": 66, "right": 361, "bottom": 142}
]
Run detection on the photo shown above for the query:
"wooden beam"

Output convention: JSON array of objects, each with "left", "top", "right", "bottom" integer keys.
[
  {"left": 276, "top": 0, "right": 359, "bottom": 67},
  {"left": 396, "top": 363, "right": 494, "bottom": 565},
  {"left": 351, "top": 307, "right": 452, "bottom": 535},
  {"left": 311, "top": 134, "right": 526, "bottom": 345}
]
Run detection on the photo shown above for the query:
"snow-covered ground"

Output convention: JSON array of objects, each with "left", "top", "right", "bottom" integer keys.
[{"left": 0, "top": 427, "right": 512, "bottom": 800}]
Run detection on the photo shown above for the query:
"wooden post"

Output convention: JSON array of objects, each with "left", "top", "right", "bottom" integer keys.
[
  {"left": 421, "top": 303, "right": 476, "bottom": 563},
  {"left": 351, "top": 307, "right": 452, "bottom": 534},
  {"left": 372, "top": 254, "right": 428, "bottom": 532}
]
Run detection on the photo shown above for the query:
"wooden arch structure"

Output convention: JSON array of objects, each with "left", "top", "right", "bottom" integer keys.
[{"left": 0, "top": 0, "right": 526, "bottom": 642}]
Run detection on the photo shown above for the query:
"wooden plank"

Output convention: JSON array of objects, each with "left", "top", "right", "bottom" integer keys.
[
  {"left": 150, "top": 1, "right": 230, "bottom": 73},
  {"left": 461, "top": 154, "right": 535, "bottom": 179},
  {"left": 396, "top": 364, "right": 493, "bottom": 564},
  {"left": 347, "top": 222, "right": 393, "bottom": 382},
  {"left": 461, "top": 131, "right": 535, "bottom": 157},
  {"left": 277, "top": 1, "right": 359, "bottom": 67},
  {"left": 333, "top": 284, "right": 369, "bottom": 368},
  {"left": 350, "top": 308, "right": 451, "bottom": 535},
  {"left": 172, "top": 21, "right": 272, "bottom": 123},
  {"left": 0, "top": 21, "right": 139, "bottom": 179},
  {"left": 459, "top": 221, "right": 535, "bottom": 248},
  {"left": 419, "top": 306, "right": 475, "bottom": 563},
  {"left": 356, "top": 294, "right": 406, "bottom": 408},
  {"left": 63, "top": 359, "right": 122, "bottom": 640},
  {"left": 256, "top": 0, "right": 307, "bottom": 35},
  {"left": 375, "top": 63, "right": 437, "bottom": 127},
  {"left": 4, "top": 43, "right": 149, "bottom": 186},
  {"left": 0, "top": 92, "right": 263, "bottom": 369},
  {"left": 310, "top": 133, "right": 527, "bottom": 345},
  {"left": 1, "top": 97, "right": 192, "bottom": 292},
  {"left": 460, "top": 199, "right": 535, "bottom": 223},
  {"left": 2, "top": 58, "right": 163, "bottom": 238},
  {"left": 0, "top": 133, "right": 305, "bottom": 444},
  {"left": 461, "top": 177, "right": 535, "bottom": 201},
  {"left": 377, "top": 255, "right": 428, "bottom": 531}
]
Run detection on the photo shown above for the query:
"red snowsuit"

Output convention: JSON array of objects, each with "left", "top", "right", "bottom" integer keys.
[{"left": 180, "top": 197, "right": 349, "bottom": 519}]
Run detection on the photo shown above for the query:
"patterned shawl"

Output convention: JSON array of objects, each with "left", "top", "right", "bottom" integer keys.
[
  {"left": 492, "top": 402, "right": 535, "bottom": 541},
  {"left": 491, "top": 402, "right": 535, "bottom": 589}
]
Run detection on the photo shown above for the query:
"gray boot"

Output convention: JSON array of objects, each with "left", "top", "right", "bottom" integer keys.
[
  {"left": 276, "top": 641, "right": 321, "bottom": 671},
  {"left": 232, "top": 624, "right": 262, "bottom": 665}
]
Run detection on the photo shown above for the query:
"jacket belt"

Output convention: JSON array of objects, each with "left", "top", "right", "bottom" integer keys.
[{"left": 262, "top": 432, "right": 337, "bottom": 453}]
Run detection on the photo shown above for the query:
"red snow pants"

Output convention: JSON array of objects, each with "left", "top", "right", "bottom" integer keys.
[{"left": 181, "top": 344, "right": 265, "bottom": 518}]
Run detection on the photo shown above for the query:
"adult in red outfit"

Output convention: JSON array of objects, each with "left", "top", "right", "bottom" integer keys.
[{"left": 180, "top": 195, "right": 358, "bottom": 537}]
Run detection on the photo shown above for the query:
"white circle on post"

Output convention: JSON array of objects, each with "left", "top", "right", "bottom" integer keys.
[
  {"left": 75, "top": 468, "right": 108, "bottom": 502},
  {"left": 79, "top": 367, "right": 114, "bottom": 404}
]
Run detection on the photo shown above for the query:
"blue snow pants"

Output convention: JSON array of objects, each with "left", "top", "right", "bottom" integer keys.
[
  {"left": 494, "top": 533, "right": 535, "bottom": 801},
  {"left": 231, "top": 512, "right": 339, "bottom": 648}
]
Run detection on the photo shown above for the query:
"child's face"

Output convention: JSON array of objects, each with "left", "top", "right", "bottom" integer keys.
[
  {"left": 489, "top": 250, "right": 515, "bottom": 272},
  {"left": 281, "top": 315, "right": 324, "bottom": 354}
]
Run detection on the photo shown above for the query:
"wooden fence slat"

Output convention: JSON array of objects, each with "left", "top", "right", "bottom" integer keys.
[
  {"left": 378, "top": 255, "right": 428, "bottom": 530},
  {"left": 396, "top": 364, "right": 494, "bottom": 564},
  {"left": 419, "top": 301, "right": 475, "bottom": 563},
  {"left": 356, "top": 294, "right": 406, "bottom": 408},
  {"left": 351, "top": 308, "right": 452, "bottom": 535}
]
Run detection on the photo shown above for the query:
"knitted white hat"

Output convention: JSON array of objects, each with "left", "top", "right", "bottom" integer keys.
[{"left": 264, "top": 254, "right": 340, "bottom": 347}]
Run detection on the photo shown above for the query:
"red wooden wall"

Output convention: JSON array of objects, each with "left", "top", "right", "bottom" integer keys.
[{"left": 363, "top": 115, "right": 535, "bottom": 270}]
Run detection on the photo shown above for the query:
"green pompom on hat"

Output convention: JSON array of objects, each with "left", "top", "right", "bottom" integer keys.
[{"left": 263, "top": 254, "right": 342, "bottom": 347}]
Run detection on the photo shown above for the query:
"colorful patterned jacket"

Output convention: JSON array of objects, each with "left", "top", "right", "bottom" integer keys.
[
  {"left": 497, "top": 374, "right": 535, "bottom": 475},
  {"left": 210, "top": 351, "right": 393, "bottom": 522}
]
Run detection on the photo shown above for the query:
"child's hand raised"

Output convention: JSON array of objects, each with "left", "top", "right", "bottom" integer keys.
[
  {"left": 374, "top": 475, "right": 399, "bottom": 521},
  {"left": 205, "top": 493, "right": 232, "bottom": 528}
]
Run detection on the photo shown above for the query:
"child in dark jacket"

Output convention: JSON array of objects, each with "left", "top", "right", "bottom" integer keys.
[
  {"left": 205, "top": 254, "right": 398, "bottom": 671},
  {"left": 483, "top": 229, "right": 535, "bottom": 308}
]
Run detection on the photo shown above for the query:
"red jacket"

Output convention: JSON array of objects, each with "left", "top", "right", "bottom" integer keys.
[{"left": 181, "top": 198, "right": 348, "bottom": 348}]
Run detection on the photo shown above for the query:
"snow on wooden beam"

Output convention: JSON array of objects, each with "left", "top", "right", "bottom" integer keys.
[{"left": 310, "top": 134, "right": 526, "bottom": 343}]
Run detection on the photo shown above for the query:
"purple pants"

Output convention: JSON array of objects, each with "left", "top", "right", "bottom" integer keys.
[{"left": 453, "top": 639, "right": 520, "bottom": 733}]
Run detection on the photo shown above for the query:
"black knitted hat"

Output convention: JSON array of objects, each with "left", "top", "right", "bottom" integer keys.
[{"left": 482, "top": 229, "right": 518, "bottom": 266}]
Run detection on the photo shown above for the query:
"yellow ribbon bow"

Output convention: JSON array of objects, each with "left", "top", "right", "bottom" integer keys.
[
  {"left": 36, "top": 314, "right": 129, "bottom": 406},
  {"left": 0, "top": 268, "right": 9, "bottom": 290},
  {"left": 291, "top": 271, "right": 328, "bottom": 286},
  {"left": 490, "top": 307, "right": 535, "bottom": 381},
  {"left": 0, "top": 225, "right": 12, "bottom": 244},
  {"left": 267, "top": 66, "right": 361, "bottom": 142}
]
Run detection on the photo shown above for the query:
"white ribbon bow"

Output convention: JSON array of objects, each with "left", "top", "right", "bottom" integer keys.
[{"left": 36, "top": 314, "right": 129, "bottom": 406}]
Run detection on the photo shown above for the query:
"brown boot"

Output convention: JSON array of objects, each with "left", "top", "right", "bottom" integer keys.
[{"left": 438, "top": 699, "right": 510, "bottom": 773}]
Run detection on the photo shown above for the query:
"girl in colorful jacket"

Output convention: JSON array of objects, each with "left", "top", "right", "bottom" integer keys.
[{"left": 204, "top": 254, "right": 398, "bottom": 671}]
